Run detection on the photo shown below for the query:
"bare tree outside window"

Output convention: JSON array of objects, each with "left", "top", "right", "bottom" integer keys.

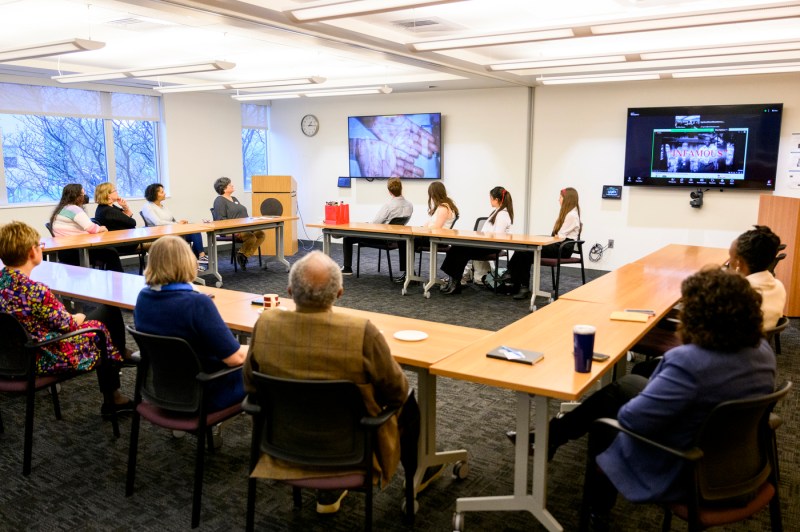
[{"left": 242, "top": 127, "right": 267, "bottom": 192}]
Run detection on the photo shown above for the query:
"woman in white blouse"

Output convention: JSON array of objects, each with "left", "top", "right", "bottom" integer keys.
[
  {"left": 507, "top": 187, "right": 581, "bottom": 300},
  {"left": 140, "top": 183, "right": 208, "bottom": 268},
  {"left": 439, "top": 186, "right": 514, "bottom": 295}
]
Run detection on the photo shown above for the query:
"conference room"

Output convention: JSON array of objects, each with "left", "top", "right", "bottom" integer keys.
[{"left": 0, "top": 0, "right": 798, "bottom": 530}]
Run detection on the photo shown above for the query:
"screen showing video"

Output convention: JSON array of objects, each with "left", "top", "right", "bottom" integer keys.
[{"left": 348, "top": 112, "right": 441, "bottom": 179}]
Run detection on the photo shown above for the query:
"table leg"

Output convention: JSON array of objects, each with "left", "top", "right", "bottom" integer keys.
[
  {"left": 453, "top": 392, "right": 562, "bottom": 532},
  {"left": 205, "top": 232, "right": 224, "bottom": 288},
  {"left": 411, "top": 368, "right": 469, "bottom": 498},
  {"left": 423, "top": 241, "right": 438, "bottom": 298},
  {"left": 529, "top": 246, "right": 546, "bottom": 312},
  {"left": 79, "top": 248, "right": 90, "bottom": 267},
  {"left": 274, "top": 224, "right": 290, "bottom": 271},
  {"left": 402, "top": 236, "right": 419, "bottom": 295},
  {"left": 322, "top": 231, "right": 331, "bottom": 256}
]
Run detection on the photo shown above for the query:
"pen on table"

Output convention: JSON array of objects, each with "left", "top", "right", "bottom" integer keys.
[{"left": 624, "top": 309, "right": 655, "bottom": 316}]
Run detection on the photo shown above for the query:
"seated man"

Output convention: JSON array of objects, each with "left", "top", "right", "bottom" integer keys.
[
  {"left": 340, "top": 177, "right": 413, "bottom": 276},
  {"left": 244, "top": 251, "right": 418, "bottom": 514}
]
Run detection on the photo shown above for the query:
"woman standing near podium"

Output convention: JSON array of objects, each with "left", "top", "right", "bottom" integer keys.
[{"left": 211, "top": 177, "right": 265, "bottom": 271}]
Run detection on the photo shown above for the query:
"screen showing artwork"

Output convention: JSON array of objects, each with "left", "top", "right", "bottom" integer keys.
[
  {"left": 623, "top": 104, "right": 782, "bottom": 190},
  {"left": 348, "top": 112, "right": 441, "bottom": 179}
]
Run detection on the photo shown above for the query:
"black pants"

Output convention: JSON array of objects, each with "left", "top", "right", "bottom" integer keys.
[
  {"left": 508, "top": 241, "right": 574, "bottom": 287},
  {"left": 85, "top": 304, "right": 125, "bottom": 395},
  {"left": 58, "top": 248, "right": 124, "bottom": 273},
  {"left": 550, "top": 375, "right": 648, "bottom": 512},
  {"left": 440, "top": 245, "right": 497, "bottom": 279}
]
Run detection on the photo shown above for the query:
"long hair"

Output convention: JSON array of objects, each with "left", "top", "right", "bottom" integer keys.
[
  {"left": 488, "top": 186, "right": 513, "bottom": 225},
  {"left": 50, "top": 183, "right": 85, "bottom": 229},
  {"left": 427, "top": 181, "right": 459, "bottom": 218},
  {"left": 552, "top": 187, "right": 580, "bottom": 236}
]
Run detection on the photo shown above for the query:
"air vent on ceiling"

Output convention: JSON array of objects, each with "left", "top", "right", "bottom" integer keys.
[
  {"left": 105, "top": 17, "right": 172, "bottom": 31},
  {"left": 392, "top": 17, "right": 463, "bottom": 33}
]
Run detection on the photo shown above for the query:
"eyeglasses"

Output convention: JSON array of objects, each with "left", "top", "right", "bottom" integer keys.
[{"left": 36, "top": 241, "right": 46, "bottom": 249}]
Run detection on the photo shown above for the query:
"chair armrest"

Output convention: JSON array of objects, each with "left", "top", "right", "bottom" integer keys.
[
  {"left": 241, "top": 394, "right": 260, "bottom": 415},
  {"left": 594, "top": 418, "right": 704, "bottom": 461},
  {"left": 196, "top": 365, "right": 242, "bottom": 383},
  {"left": 26, "top": 327, "right": 107, "bottom": 350},
  {"left": 361, "top": 406, "right": 400, "bottom": 428}
]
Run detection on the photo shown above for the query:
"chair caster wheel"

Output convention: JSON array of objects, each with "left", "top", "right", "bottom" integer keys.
[
  {"left": 453, "top": 460, "right": 469, "bottom": 480},
  {"left": 215, "top": 281, "right": 223, "bottom": 288},
  {"left": 424, "top": 291, "right": 431, "bottom": 299},
  {"left": 401, "top": 498, "right": 419, "bottom": 514},
  {"left": 172, "top": 430, "right": 186, "bottom": 438},
  {"left": 47, "top": 383, "right": 62, "bottom": 394},
  {"left": 453, "top": 511, "right": 465, "bottom": 531},
  {"left": 401, "top": 288, "right": 407, "bottom": 296}
]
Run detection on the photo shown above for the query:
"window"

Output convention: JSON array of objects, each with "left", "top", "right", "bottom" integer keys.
[
  {"left": 0, "top": 83, "right": 161, "bottom": 205},
  {"left": 241, "top": 104, "right": 269, "bottom": 192}
]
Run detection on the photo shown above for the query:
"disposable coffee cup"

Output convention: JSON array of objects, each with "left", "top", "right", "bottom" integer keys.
[
  {"left": 263, "top": 294, "right": 280, "bottom": 309},
  {"left": 573, "top": 324, "right": 596, "bottom": 373}
]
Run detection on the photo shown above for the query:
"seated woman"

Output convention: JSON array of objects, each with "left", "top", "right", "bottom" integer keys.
[
  {"left": 512, "top": 268, "right": 775, "bottom": 528},
  {"left": 506, "top": 187, "right": 581, "bottom": 300},
  {"left": 50, "top": 183, "right": 124, "bottom": 272},
  {"left": 133, "top": 236, "right": 247, "bottom": 411},
  {"left": 211, "top": 177, "right": 265, "bottom": 271},
  {"left": 395, "top": 181, "right": 459, "bottom": 284},
  {"left": 93, "top": 182, "right": 142, "bottom": 258},
  {"left": 439, "top": 186, "right": 513, "bottom": 295},
  {"left": 0, "top": 221, "right": 131, "bottom": 418},
  {"left": 631, "top": 224, "right": 786, "bottom": 377},
  {"left": 141, "top": 183, "right": 209, "bottom": 271}
]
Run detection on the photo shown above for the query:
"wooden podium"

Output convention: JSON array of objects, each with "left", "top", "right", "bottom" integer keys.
[
  {"left": 252, "top": 175, "right": 297, "bottom": 256},
  {"left": 757, "top": 194, "right": 799, "bottom": 316}
]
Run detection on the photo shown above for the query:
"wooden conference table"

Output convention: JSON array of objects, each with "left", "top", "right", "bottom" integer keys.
[
  {"left": 28, "top": 259, "right": 490, "bottom": 502},
  {"left": 430, "top": 243, "right": 729, "bottom": 531},
  {"left": 309, "top": 222, "right": 561, "bottom": 310},
  {"left": 40, "top": 216, "right": 296, "bottom": 287}
]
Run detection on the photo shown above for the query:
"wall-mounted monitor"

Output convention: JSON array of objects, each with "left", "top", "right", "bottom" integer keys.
[
  {"left": 623, "top": 104, "right": 782, "bottom": 191},
  {"left": 348, "top": 112, "right": 441, "bottom": 179}
]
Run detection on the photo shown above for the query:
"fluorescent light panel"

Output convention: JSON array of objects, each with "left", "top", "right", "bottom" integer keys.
[
  {"left": 672, "top": 63, "right": 800, "bottom": 78},
  {"left": 0, "top": 38, "right": 104, "bottom": 62},
  {"left": 489, "top": 55, "right": 627, "bottom": 71},
  {"left": 641, "top": 41, "right": 800, "bottom": 61},
  {"left": 155, "top": 84, "right": 227, "bottom": 93},
  {"left": 233, "top": 93, "right": 301, "bottom": 101},
  {"left": 590, "top": 5, "right": 800, "bottom": 35},
  {"left": 541, "top": 73, "right": 660, "bottom": 85},
  {"left": 154, "top": 76, "right": 325, "bottom": 93},
  {"left": 411, "top": 28, "right": 574, "bottom": 52},
  {"left": 288, "top": 0, "right": 463, "bottom": 23},
  {"left": 231, "top": 86, "right": 392, "bottom": 100},
  {"left": 52, "top": 60, "right": 235, "bottom": 83}
]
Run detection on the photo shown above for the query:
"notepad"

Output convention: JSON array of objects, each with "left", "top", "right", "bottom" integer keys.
[
  {"left": 610, "top": 311, "right": 649, "bottom": 323},
  {"left": 486, "top": 346, "right": 544, "bottom": 365}
]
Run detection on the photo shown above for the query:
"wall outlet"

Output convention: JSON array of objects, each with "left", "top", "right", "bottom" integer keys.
[{"left": 608, "top": 239, "right": 615, "bottom": 249}]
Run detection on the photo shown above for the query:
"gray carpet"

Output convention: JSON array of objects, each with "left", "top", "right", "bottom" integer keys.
[{"left": 1, "top": 240, "right": 797, "bottom": 531}]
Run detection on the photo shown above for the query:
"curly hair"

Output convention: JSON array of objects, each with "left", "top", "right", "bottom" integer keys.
[
  {"left": 678, "top": 268, "right": 763, "bottom": 351},
  {"left": 144, "top": 183, "right": 163, "bottom": 203},
  {"left": 213, "top": 177, "right": 231, "bottom": 196},
  {"left": 734, "top": 225, "right": 780, "bottom": 273}
]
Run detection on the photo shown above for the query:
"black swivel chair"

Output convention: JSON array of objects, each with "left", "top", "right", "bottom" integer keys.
[
  {"left": 209, "top": 208, "right": 262, "bottom": 272},
  {"left": 540, "top": 223, "right": 586, "bottom": 300},
  {"left": 0, "top": 312, "right": 119, "bottom": 475},
  {"left": 125, "top": 326, "right": 243, "bottom": 529},
  {"left": 244, "top": 373, "right": 415, "bottom": 532},
  {"left": 579, "top": 381, "right": 792, "bottom": 532},
  {"left": 355, "top": 216, "right": 411, "bottom": 281}
]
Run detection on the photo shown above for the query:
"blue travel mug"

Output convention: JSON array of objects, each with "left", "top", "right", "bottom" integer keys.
[{"left": 573, "top": 325, "right": 596, "bottom": 373}]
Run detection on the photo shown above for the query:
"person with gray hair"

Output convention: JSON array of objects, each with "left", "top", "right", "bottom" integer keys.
[
  {"left": 211, "top": 176, "right": 265, "bottom": 271},
  {"left": 244, "top": 250, "right": 419, "bottom": 514}
]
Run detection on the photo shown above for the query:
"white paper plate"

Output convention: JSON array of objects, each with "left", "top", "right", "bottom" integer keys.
[{"left": 393, "top": 330, "right": 428, "bottom": 342}]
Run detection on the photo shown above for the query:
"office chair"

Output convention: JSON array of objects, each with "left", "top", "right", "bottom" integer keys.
[
  {"left": 208, "top": 208, "right": 262, "bottom": 272},
  {"left": 540, "top": 223, "right": 586, "bottom": 300},
  {"left": 125, "top": 326, "right": 243, "bottom": 529},
  {"left": 244, "top": 373, "right": 414, "bottom": 532},
  {"left": 0, "top": 313, "right": 119, "bottom": 475},
  {"left": 579, "top": 381, "right": 792, "bottom": 532},
  {"left": 355, "top": 216, "right": 411, "bottom": 281}
]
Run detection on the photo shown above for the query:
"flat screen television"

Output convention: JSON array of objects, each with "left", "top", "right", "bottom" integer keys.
[
  {"left": 348, "top": 112, "right": 441, "bottom": 179},
  {"left": 623, "top": 103, "right": 782, "bottom": 190}
]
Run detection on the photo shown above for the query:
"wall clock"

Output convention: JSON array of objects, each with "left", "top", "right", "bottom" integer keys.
[{"left": 301, "top": 114, "right": 319, "bottom": 137}]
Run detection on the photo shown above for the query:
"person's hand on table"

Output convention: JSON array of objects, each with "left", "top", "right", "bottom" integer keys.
[{"left": 179, "top": 219, "right": 189, "bottom": 224}]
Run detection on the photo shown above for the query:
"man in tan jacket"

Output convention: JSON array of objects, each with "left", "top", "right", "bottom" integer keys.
[{"left": 244, "top": 251, "right": 416, "bottom": 514}]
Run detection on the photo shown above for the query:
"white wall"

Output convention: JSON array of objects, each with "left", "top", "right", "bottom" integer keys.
[
  {"left": 530, "top": 73, "right": 800, "bottom": 269},
  {"left": 2, "top": 74, "right": 799, "bottom": 272},
  {"left": 267, "top": 88, "right": 531, "bottom": 241}
]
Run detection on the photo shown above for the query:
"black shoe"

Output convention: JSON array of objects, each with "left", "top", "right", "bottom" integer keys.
[
  {"left": 505, "top": 430, "right": 558, "bottom": 461},
  {"left": 341, "top": 267, "right": 353, "bottom": 276},
  {"left": 393, "top": 272, "right": 407, "bottom": 284},
  {"left": 512, "top": 288, "right": 532, "bottom": 300},
  {"left": 236, "top": 252, "right": 248, "bottom": 271},
  {"left": 101, "top": 400, "right": 135, "bottom": 419}
]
